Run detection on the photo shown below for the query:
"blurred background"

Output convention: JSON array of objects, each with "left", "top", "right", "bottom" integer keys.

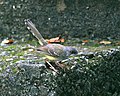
[{"left": 0, "top": 0, "right": 120, "bottom": 41}]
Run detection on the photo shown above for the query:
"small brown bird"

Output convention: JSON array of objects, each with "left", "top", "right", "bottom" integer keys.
[
  {"left": 25, "top": 19, "right": 78, "bottom": 73},
  {"left": 25, "top": 19, "right": 78, "bottom": 61},
  {"left": 37, "top": 43, "right": 78, "bottom": 61}
]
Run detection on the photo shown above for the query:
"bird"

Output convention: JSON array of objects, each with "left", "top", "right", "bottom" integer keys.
[
  {"left": 36, "top": 43, "right": 78, "bottom": 61},
  {"left": 25, "top": 19, "right": 78, "bottom": 72},
  {"left": 24, "top": 19, "right": 78, "bottom": 61}
]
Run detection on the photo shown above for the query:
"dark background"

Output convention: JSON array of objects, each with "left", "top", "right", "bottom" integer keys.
[{"left": 0, "top": 0, "right": 120, "bottom": 40}]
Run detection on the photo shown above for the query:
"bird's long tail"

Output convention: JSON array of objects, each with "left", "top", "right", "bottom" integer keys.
[{"left": 24, "top": 19, "right": 47, "bottom": 46}]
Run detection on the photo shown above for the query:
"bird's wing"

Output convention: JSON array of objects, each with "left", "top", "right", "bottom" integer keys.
[{"left": 46, "top": 44, "right": 67, "bottom": 58}]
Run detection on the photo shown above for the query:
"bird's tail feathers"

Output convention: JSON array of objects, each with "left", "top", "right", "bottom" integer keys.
[{"left": 24, "top": 19, "right": 47, "bottom": 46}]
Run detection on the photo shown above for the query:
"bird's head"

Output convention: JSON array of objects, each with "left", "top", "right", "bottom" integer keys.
[{"left": 65, "top": 47, "right": 78, "bottom": 56}]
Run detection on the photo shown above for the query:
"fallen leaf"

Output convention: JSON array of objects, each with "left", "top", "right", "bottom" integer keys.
[
  {"left": 99, "top": 40, "right": 111, "bottom": 45},
  {"left": 1, "top": 39, "right": 14, "bottom": 44},
  {"left": 82, "top": 40, "right": 89, "bottom": 43},
  {"left": 115, "top": 41, "right": 120, "bottom": 45},
  {"left": 46, "top": 35, "right": 64, "bottom": 44},
  {"left": 81, "top": 40, "right": 89, "bottom": 45}
]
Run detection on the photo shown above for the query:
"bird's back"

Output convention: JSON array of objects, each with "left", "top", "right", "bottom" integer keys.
[{"left": 37, "top": 44, "right": 66, "bottom": 58}]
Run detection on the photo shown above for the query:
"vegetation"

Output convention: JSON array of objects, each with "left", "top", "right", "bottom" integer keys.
[{"left": 0, "top": 43, "right": 120, "bottom": 96}]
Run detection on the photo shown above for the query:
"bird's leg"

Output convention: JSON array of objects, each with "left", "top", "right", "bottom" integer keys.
[
  {"left": 55, "top": 61, "right": 65, "bottom": 69},
  {"left": 45, "top": 59, "right": 59, "bottom": 73}
]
